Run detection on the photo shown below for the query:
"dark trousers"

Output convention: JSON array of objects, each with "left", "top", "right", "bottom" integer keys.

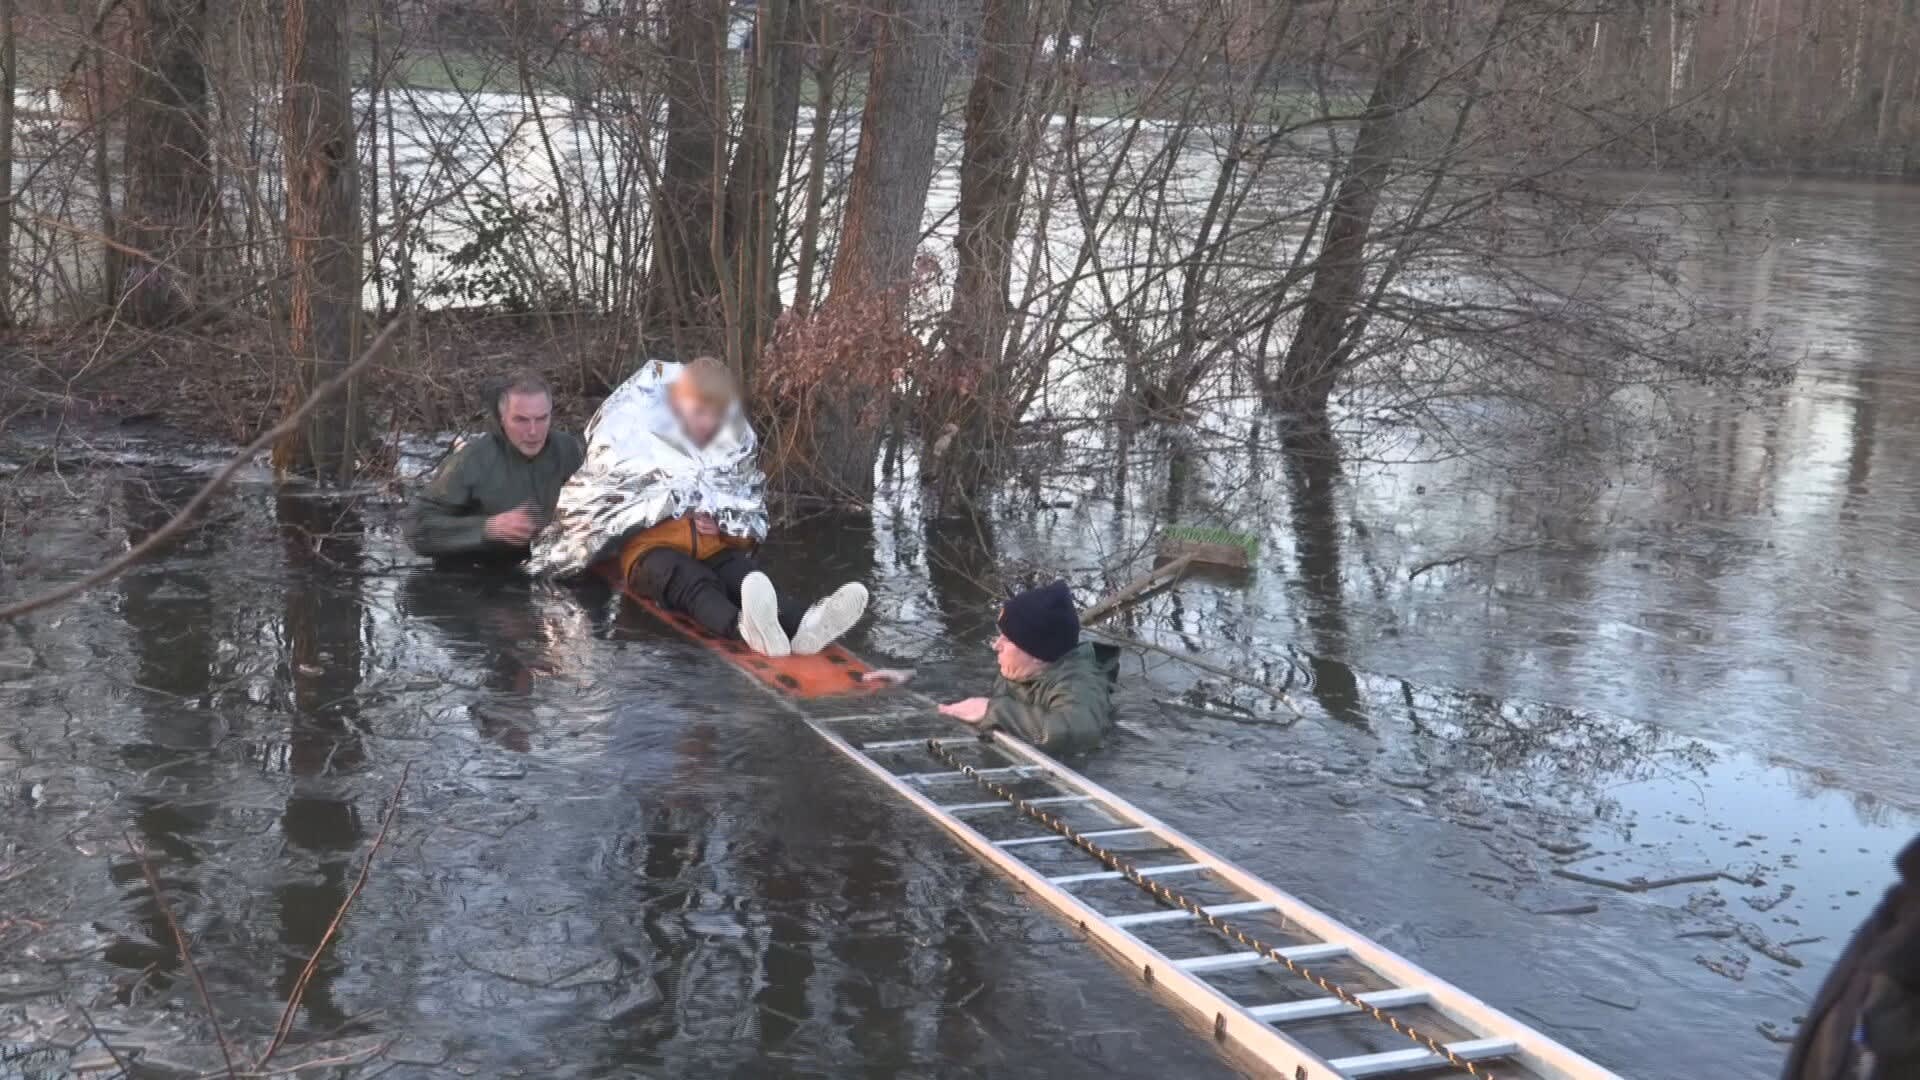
[{"left": 630, "top": 548, "right": 803, "bottom": 639}]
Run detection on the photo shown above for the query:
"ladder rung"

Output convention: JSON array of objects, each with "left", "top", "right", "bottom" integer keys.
[
  {"left": 994, "top": 826, "right": 1149, "bottom": 848},
  {"left": 1329, "top": 1037, "right": 1519, "bottom": 1077},
  {"left": 1247, "top": 987, "right": 1430, "bottom": 1023},
  {"left": 1049, "top": 861, "right": 1206, "bottom": 885},
  {"left": 857, "top": 738, "right": 938, "bottom": 751},
  {"left": 809, "top": 713, "right": 915, "bottom": 724},
  {"left": 1173, "top": 942, "right": 1348, "bottom": 972},
  {"left": 940, "top": 795, "right": 1092, "bottom": 813},
  {"left": 1109, "top": 900, "right": 1276, "bottom": 927},
  {"left": 900, "top": 766, "right": 1043, "bottom": 784}
]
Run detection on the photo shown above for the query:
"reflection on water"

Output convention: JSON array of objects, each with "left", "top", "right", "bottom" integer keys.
[
  {"left": 1286, "top": 449, "right": 1364, "bottom": 727},
  {"left": 1315, "top": 179, "right": 1920, "bottom": 810}
]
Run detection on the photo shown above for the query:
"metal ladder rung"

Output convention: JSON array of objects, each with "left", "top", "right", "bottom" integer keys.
[
  {"left": 1173, "top": 942, "right": 1348, "bottom": 972},
  {"left": 857, "top": 738, "right": 942, "bottom": 752},
  {"left": 901, "top": 766, "right": 1045, "bottom": 784},
  {"left": 1246, "top": 987, "right": 1430, "bottom": 1023},
  {"left": 940, "top": 795, "right": 1093, "bottom": 813},
  {"left": 994, "top": 826, "right": 1150, "bottom": 848},
  {"left": 1049, "top": 861, "right": 1206, "bottom": 885},
  {"left": 1109, "top": 900, "right": 1276, "bottom": 927},
  {"left": 1328, "top": 1037, "right": 1518, "bottom": 1077}
]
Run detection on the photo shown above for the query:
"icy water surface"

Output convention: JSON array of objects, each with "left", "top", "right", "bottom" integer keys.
[
  {"left": 0, "top": 474, "right": 1250, "bottom": 1077},
  {"left": 0, "top": 450, "right": 1909, "bottom": 1080},
  {"left": 6, "top": 174, "right": 1920, "bottom": 1078}
]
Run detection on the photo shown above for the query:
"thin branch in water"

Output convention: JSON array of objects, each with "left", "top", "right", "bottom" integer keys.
[
  {"left": 124, "top": 831, "right": 237, "bottom": 1079},
  {"left": 1092, "top": 628, "right": 1303, "bottom": 720},
  {"left": 258, "top": 761, "right": 412, "bottom": 1067},
  {"left": 73, "top": 1002, "right": 135, "bottom": 1080},
  {"left": 1406, "top": 541, "right": 1542, "bottom": 581}
]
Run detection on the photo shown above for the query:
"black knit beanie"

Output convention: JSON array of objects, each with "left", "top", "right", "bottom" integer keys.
[{"left": 998, "top": 581, "right": 1080, "bottom": 663}]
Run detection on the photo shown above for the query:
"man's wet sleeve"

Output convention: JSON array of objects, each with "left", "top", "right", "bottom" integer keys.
[{"left": 409, "top": 447, "right": 492, "bottom": 556}]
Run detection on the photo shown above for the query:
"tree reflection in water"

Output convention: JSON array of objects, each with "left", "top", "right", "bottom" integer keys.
[
  {"left": 273, "top": 493, "right": 370, "bottom": 1037},
  {"left": 115, "top": 470, "right": 223, "bottom": 988}
]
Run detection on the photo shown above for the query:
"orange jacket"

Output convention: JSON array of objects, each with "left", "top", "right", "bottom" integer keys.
[{"left": 617, "top": 515, "right": 754, "bottom": 581}]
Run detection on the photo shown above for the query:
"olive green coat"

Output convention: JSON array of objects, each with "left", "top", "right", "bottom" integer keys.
[
  {"left": 408, "top": 418, "right": 585, "bottom": 561},
  {"left": 984, "top": 642, "right": 1118, "bottom": 755}
]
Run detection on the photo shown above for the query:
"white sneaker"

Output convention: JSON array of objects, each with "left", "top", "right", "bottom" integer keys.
[
  {"left": 790, "top": 583, "right": 869, "bottom": 655},
  {"left": 737, "top": 572, "right": 791, "bottom": 657}
]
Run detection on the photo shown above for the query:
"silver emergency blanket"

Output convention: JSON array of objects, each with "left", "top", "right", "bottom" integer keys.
[{"left": 526, "top": 361, "right": 768, "bottom": 578}]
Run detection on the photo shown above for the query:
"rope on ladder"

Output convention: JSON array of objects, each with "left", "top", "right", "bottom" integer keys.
[{"left": 922, "top": 737, "right": 1498, "bottom": 1080}]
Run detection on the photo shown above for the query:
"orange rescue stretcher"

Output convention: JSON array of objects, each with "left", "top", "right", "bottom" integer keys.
[{"left": 600, "top": 562, "right": 887, "bottom": 700}]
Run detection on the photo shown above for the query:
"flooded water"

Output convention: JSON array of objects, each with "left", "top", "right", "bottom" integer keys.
[{"left": 5, "top": 173, "right": 1920, "bottom": 1079}]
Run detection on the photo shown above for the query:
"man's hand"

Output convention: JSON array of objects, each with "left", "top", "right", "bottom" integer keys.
[
  {"left": 693, "top": 512, "right": 722, "bottom": 537},
  {"left": 484, "top": 506, "right": 538, "bottom": 544},
  {"left": 939, "top": 697, "right": 991, "bottom": 724}
]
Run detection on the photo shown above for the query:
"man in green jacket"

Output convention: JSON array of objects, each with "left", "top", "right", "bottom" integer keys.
[
  {"left": 409, "top": 371, "right": 586, "bottom": 565},
  {"left": 940, "top": 581, "right": 1116, "bottom": 754}
]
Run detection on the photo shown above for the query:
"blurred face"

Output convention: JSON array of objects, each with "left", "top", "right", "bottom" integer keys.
[
  {"left": 993, "top": 632, "right": 1048, "bottom": 681},
  {"left": 500, "top": 391, "right": 552, "bottom": 458},
  {"left": 669, "top": 383, "right": 725, "bottom": 448}
]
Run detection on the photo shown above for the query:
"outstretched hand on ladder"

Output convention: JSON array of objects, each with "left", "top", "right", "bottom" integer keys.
[{"left": 939, "top": 697, "right": 990, "bottom": 723}]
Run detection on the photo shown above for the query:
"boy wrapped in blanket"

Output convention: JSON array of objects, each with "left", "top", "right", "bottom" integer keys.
[{"left": 529, "top": 358, "right": 867, "bottom": 656}]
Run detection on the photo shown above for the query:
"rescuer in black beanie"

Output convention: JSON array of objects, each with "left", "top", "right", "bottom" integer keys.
[
  {"left": 996, "top": 580, "right": 1081, "bottom": 663},
  {"left": 938, "top": 579, "right": 1116, "bottom": 755}
]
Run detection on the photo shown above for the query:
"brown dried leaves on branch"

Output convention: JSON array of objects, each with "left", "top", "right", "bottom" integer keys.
[{"left": 752, "top": 263, "right": 938, "bottom": 497}]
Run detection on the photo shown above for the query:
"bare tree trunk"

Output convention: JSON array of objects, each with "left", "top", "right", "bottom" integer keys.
[
  {"left": 384, "top": 16, "right": 409, "bottom": 317},
  {"left": 826, "top": 0, "right": 956, "bottom": 301},
  {"left": 798, "top": 0, "right": 960, "bottom": 499},
  {"left": 122, "top": 0, "right": 212, "bottom": 325},
  {"left": 1631, "top": 0, "right": 1657, "bottom": 106},
  {"left": 1761, "top": 0, "right": 1783, "bottom": 120},
  {"left": 89, "top": 5, "right": 122, "bottom": 311},
  {"left": 922, "top": 0, "right": 1031, "bottom": 515},
  {"left": 1786, "top": 0, "right": 1820, "bottom": 126},
  {"left": 0, "top": 0, "right": 15, "bottom": 327},
  {"left": 645, "top": 0, "right": 727, "bottom": 355},
  {"left": 1845, "top": 0, "right": 1870, "bottom": 108},
  {"left": 1267, "top": 32, "right": 1426, "bottom": 424},
  {"left": 1667, "top": 0, "right": 1697, "bottom": 105},
  {"left": 790, "top": 4, "right": 837, "bottom": 314},
  {"left": 1877, "top": 0, "right": 1908, "bottom": 151},
  {"left": 1716, "top": 0, "right": 1758, "bottom": 145},
  {"left": 722, "top": 0, "right": 809, "bottom": 384},
  {"left": 276, "top": 0, "right": 362, "bottom": 484},
  {"left": 365, "top": 0, "right": 385, "bottom": 317}
]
